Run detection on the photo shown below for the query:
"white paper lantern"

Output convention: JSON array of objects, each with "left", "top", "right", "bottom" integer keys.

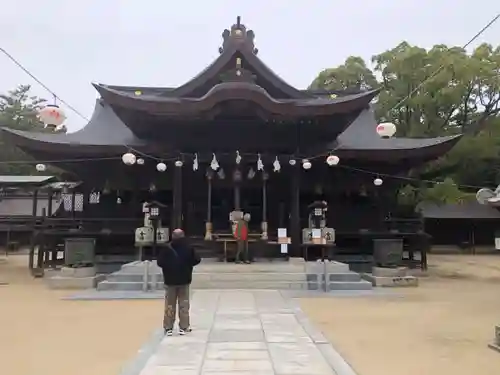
[
  {"left": 374, "top": 177, "right": 383, "bottom": 186},
  {"left": 38, "top": 104, "right": 66, "bottom": 127},
  {"left": 302, "top": 159, "right": 312, "bottom": 170},
  {"left": 122, "top": 152, "right": 136, "bottom": 165},
  {"left": 175, "top": 160, "right": 183, "bottom": 167},
  {"left": 35, "top": 163, "right": 46, "bottom": 172},
  {"left": 136, "top": 158, "right": 145, "bottom": 165},
  {"left": 156, "top": 162, "right": 167, "bottom": 172},
  {"left": 376, "top": 122, "right": 396, "bottom": 138},
  {"left": 289, "top": 159, "right": 296, "bottom": 166},
  {"left": 326, "top": 155, "right": 340, "bottom": 166}
]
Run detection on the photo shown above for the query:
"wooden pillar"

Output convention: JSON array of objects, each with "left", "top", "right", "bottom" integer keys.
[
  {"left": 205, "top": 171, "right": 213, "bottom": 240},
  {"left": 261, "top": 172, "right": 268, "bottom": 240},
  {"left": 47, "top": 188, "right": 53, "bottom": 217},
  {"left": 290, "top": 167, "right": 301, "bottom": 257},
  {"left": 28, "top": 189, "right": 38, "bottom": 271},
  {"left": 71, "top": 188, "right": 76, "bottom": 219},
  {"left": 36, "top": 208, "right": 46, "bottom": 271},
  {"left": 233, "top": 171, "right": 241, "bottom": 210},
  {"left": 172, "top": 165, "right": 183, "bottom": 229}
]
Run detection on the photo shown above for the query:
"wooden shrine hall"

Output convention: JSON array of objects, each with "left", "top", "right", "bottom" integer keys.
[{"left": 1, "top": 17, "right": 460, "bottom": 264}]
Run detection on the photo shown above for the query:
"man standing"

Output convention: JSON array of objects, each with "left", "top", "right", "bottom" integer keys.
[
  {"left": 157, "top": 228, "right": 201, "bottom": 336},
  {"left": 234, "top": 213, "right": 250, "bottom": 264}
]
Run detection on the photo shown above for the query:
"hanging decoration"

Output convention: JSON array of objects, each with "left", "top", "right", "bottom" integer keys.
[
  {"left": 257, "top": 154, "right": 264, "bottom": 171},
  {"left": 193, "top": 153, "right": 199, "bottom": 171},
  {"left": 273, "top": 157, "right": 281, "bottom": 172},
  {"left": 210, "top": 153, "right": 220, "bottom": 170},
  {"left": 326, "top": 155, "right": 340, "bottom": 166},
  {"left": 289, "top": 159, "right": 296, "bottom": 166},
  {"left": 122, "top": 152, "right": 136, "bottom": 165},
  {"left": 235, "top": 151, "right": 242, "bottom": 165},
  {"left": 376, "top": 122, "right": 397, "bottom": 138},
  {"left": 38, "top": 104, "right": 66, "bottom": 129},
  {"left": 248, "top": 168, "right": 256, "bottom": 179},
  {"left": 136, "top": 158, "right": 145, "bottom": 165},
  {"left": 374, "top": 177, "right": 383, "bottom": 186},
  {"left": 89, "top": 191, "right": 100, "bottom": 204},
  {"left": 117, "top": 197, "right": 122, "bottom": 204},
  {"left": 217, "top": 168, "right": 225, "bottom": 179},
  {"left": 35, "top": 163, "right": 46, "bottom": 172},
  {"left": 302, "top": 159, "right": 312, "bottom": 170},
  {"left": 156, "top": 162, "right": 167, "bottom": 172},
  {"left": 175, "top": 160, "right": 183, "bottom": 167}
]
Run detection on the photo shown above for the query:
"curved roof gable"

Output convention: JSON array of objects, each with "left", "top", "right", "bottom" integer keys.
[
  {"left": 103, "top": 17, "right": 311, "bottom": 100},
  {"left": 335, "top": 108, "right": 462, "bottom": 160}
]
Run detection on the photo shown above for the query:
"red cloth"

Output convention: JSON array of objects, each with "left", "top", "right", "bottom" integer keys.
[{"left": 234, "top": 222, "right": 248, "bottom": 241}]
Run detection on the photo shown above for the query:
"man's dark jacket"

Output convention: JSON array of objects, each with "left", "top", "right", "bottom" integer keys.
[{"left": 157, "top": 237, "right": 201, "bottom": 285}]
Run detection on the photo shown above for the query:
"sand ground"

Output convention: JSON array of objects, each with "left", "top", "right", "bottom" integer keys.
[
  {"left": 301, "top": 254, "right": 500, "bottom": 375},
  {"left": 0, "top": 254, "right": 162, "bottom": 375},
  {"left": 2, "top": 254, "right": 500, "bottom": 375}
]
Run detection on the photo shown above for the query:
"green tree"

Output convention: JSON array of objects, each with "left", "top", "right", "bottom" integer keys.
[
  {"left": 0, "top": 85, "right": 47, "bottom": 175},
  {"left": 310, "top": 42, "right": 500, "bottom": 204},
  {"left": 308, "top": 56, "right": 378, "bottom": 91}
]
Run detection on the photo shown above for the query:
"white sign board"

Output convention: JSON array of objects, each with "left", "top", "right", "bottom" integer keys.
[
  {"left": 280, "top": 244, "right": 288, "bottom": 254},
  {"left": 135, "top": 226, "right": 153, "bottom": 245},
  {"left": 312, "top": 228, "right": 322, "bottom": 239},
  {"left": 277, "top": 228, "right": 287, "bottom": 238}
]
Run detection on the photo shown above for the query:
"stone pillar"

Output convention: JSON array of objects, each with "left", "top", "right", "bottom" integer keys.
[
  {"left": 261, "top": 172, "right": 268, "bottom": 240},
  {"left": 205, "top": 171, "right": 213, "bottom": 240},
  {"left": 290, "top": 167, "right": 301, "bottom": 257}
]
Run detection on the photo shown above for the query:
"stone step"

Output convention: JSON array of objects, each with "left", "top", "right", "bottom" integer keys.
[
  {"left": 97, "top": 281, "right": 145, "bottom": 291},
  {"left": 119, "top": 260, "right": 305, "bottom": 274},
  {"left": 97, "top": 280, "right": 307, "bottom": 291},
  {"left": 306, "top": 272, "right": 362, "bottom": 282},
  {"left": 106, "top": 272, "right": 307, "bottom": 283},
  {"left": 327, "top": 280, "right": 372, "bottom": 290}
]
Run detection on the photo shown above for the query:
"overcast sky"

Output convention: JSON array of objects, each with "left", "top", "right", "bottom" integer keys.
[{"left": 1, "top": 0, "right": 499, "bottom": 131}]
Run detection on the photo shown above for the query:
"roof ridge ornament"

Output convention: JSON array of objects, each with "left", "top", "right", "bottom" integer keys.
[{"left": 219, "top": 16, "right": 259, "bottom": 55}]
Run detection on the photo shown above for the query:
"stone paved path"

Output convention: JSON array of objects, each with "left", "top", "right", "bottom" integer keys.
[{"left": 138, "top": 290, "right": 349, "bottom": 375}]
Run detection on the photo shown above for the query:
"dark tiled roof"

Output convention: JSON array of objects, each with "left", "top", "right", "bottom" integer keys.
[{"left": 417, "top": 201, "right": 500, "bottom": 219}]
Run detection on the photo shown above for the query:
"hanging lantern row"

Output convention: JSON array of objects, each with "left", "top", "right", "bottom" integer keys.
[{"left": 121, "top": 152, "right": 342, "bottom": 171}]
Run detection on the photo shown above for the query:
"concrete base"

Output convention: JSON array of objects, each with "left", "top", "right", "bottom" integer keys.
[
  {"left": 489, "top": 343, "right": 500, "bottom": 352},
  {"left": 45, "top": 266, "right": 102, "bottom": 290},
  {"left": 362, "top": 266, "right": 419, "bottom": 287},
  {"left": 362, "top": 274, "right": 418, "bottom": 287},
  {"left": 490, "top": 325, "right": 500, "bottom": 352}
]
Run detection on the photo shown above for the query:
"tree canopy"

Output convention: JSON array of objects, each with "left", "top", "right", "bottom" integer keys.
[
  {"left": 0, "top": 85, "right": 66, "bottom": 175},
  {"left": 310, "top": 42, "right": 500, "bottom": 205}
]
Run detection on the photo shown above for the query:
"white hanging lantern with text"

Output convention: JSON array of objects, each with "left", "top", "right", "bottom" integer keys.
[
  {"left": 374, "top": 177, "right": 383, "bottom": 186},
  {"left": 122, "top": 152, "right": 136, "bottom": 165},
  {"left": 326, "top": 155, "right": 340, "bottom": 166},
  {"left": 38, "top": 104, "right": 66, "bottom": 127},
  {"left": 376, "top": 122, "right": 397, "bottom": 138},
  {"left": 35, "top": 163, "right": 46, "bottom": 172},
  {"left": 156, "top": 162, "right": 167, "bottom": 172},
  {"left": 302, "top": 159, "right": 312, "bottom": 170}
]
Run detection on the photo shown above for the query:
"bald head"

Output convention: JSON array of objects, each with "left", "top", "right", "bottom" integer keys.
[{"left": 172, "top": 228, "right": 185, "bottom": 240}]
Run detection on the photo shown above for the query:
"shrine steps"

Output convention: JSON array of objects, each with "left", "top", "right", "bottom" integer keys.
[{"left": 95, "top": 259, "right": 372, "bottom": 291}]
